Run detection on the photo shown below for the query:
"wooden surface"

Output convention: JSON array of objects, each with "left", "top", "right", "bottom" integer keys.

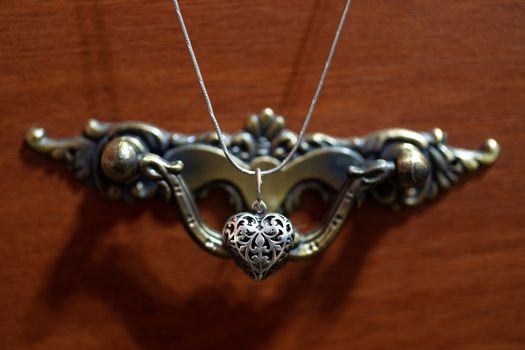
[{"left": 1, "top": 1, "right": 524, "bottom": 349}]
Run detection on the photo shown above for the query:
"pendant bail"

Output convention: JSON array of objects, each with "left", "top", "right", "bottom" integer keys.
[{"left": 252, "top": 168, "right": 266, "bottom": 213}]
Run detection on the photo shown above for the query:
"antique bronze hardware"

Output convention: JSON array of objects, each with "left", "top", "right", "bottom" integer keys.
[{"left": 26, "top": 108, "right": 500, "bottom": 278}]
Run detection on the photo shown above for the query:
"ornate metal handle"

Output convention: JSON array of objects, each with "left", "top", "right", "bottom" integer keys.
[{"left": 26, "top": 108, "right": 500, "bottom": 277}]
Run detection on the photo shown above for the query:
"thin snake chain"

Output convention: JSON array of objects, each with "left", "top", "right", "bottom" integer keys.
[{"left": 170, "top": 0, "right": 353, "bottom": 176}]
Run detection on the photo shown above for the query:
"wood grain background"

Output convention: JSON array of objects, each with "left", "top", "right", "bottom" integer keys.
[{"left": 1, "top": 0, "right": 524, "bottom": 349}]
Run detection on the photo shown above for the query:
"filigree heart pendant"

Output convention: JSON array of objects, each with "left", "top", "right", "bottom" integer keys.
[{"left": 223, "top": 212, "right": 295, "bottom": 280}]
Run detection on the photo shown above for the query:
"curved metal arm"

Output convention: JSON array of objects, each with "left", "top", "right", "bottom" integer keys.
[
  {"left": 135, "top": 152, "right": 396, "bottom": 260},
  {"left": 139, "top": 154, "right": 228, "bottom": 257},
  {"left": 290, "top": 160, "right": 395, "bottom": 259}
]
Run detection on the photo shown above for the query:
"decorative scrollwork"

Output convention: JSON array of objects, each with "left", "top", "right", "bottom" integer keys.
[
  {"left": 352, "top": 128, "right": 501, "bottom": 208},
  {"left": 26, "top": 127, "right": 93, "bottom": 179},
  {"left": 223, "top": 212, "right": 295, "bottom": 280},
  {"left": 26, "top": 108, "right": 500, "bottom": 277},
  {"left": 169, "top": 108, "right": 349, "bottom": 164},
  {"left": 26, "top": 119, "right": 173, "bottom": 202}
]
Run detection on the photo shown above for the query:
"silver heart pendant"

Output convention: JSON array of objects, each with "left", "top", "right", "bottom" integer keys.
[{"left": 223, "top": 212, "right": 295, "bottom": 281}]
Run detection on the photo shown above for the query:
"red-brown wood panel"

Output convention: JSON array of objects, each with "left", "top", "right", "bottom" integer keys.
[{"left": 1, "top": 1, "right": 524, "bottom": 349}]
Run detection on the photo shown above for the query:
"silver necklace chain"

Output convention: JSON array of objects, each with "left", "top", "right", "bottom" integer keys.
[{"left": 171, "top": 0, "right": 353, "bottom": 176}]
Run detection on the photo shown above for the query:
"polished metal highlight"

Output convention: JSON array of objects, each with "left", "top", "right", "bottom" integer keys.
[
  {"left": 26, "top": 108, "right": 500, "bottom": 280},
  {"left": 224, "top": 212, "right": 295, "bottom": 281}
]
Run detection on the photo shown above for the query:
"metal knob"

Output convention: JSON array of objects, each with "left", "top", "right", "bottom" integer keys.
[
  {"left": 101, "top": 136, "right": 146, "bottom": 183},
  {"left": 382, "top": 143, "right": 431, "bottom": 188}
]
